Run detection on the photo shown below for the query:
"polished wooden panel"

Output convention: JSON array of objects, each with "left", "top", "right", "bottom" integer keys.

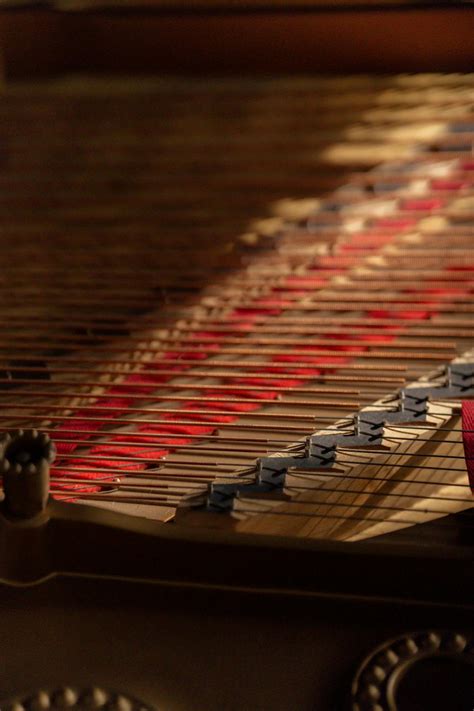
[{"left": 1, "top": 7, "right": 473, "bottom": 77}]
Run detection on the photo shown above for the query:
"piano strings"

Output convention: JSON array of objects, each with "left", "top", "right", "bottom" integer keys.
[{"left": 1, "top": 74, "right": 473, "bottom": 539}]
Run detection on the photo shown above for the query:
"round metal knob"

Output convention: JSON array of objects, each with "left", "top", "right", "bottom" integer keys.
[
  {"left": 0, "top": 429, "right": 56, "bottom": 519},
  {"left": 348, "top": 630, "right": 474, "bottom": 711},
  {"left": 1, "top": 688, "right": 156, "bottom": 711}
]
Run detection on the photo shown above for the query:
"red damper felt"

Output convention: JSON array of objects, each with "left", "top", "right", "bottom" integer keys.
[{"left": 461, "top": 401, "right": 474, "bottom": 493}]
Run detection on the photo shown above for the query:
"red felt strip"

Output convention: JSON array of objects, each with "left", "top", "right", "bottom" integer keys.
[
  {"left": 462, "top": 401, "right": 474, "bottom": 494},
  {"left": 431, "top": 179, "right": 470, "bottom": 191},
  {"left": 401, "top": 198, "right": 445, "bottom": 211}
]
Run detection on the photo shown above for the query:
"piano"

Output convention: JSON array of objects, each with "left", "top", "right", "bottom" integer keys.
[{"left": 0, "top": 2, "right": 472, "bottom": 709}]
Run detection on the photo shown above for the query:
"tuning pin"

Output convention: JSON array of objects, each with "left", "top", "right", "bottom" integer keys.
[{"left": 0, "top": 429, "right": 56, "bottom": 519}]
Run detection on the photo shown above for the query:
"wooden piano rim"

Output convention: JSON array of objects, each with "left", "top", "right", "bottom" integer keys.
[
  {"left": 0, "top": 5, "right": 473, "bottom": 77},
  {"left": 3, "top": 0, "right": 473, "bottom": 11},
  {"left": 1, "top": 496, "right": 472, "bottom": 608}
]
